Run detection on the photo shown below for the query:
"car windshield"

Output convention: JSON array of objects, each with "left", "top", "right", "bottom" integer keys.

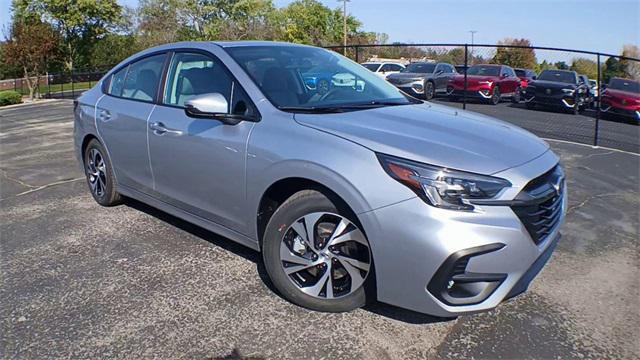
[
  {"left": 466, "top": 65, "right": 500, "bottom": 76},
  {"left": 402, "top": 63, "right": 436, "bottom": 73},
  {"left": 608, "top": 78, "right": 640, "bottom": 93},
  {"left": 537, "top": 70, "right": 576, "bottom": 84},
  {"left": 362, "top": 63, "right": 381, "bottom": 72},
  {"left": 226, "top": 46, "right": 416, "bottom": 111}
]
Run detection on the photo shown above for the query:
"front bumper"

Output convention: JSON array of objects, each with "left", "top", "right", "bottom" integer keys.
[
  {"left": 360, "top": 150, "right": 565, "bottom": 317},
  {"left": 601, "top": 101, "right": 640, "bottom": 121},
  {"left": 447, "top": 86, "right": 494, "bottom": 100},
  {"left": 524, "top": 90, "right": 577, "bottom": 109}
]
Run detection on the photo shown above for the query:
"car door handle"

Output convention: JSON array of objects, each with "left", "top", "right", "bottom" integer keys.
[
  {"left": 98, "top": 109, "right": 111, "bottom": 122},
  {"left": 149, "top": 122, "right": 183, "bottom": 136}
]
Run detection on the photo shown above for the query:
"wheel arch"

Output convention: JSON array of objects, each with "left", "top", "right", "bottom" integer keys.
[{"left": 256, "top": 176, "right": 364, "bottom": 248}]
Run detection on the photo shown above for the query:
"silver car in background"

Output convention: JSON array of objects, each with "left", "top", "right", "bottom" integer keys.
[{"left": 74, "top": 41, "right": 566, "bottom": 316}]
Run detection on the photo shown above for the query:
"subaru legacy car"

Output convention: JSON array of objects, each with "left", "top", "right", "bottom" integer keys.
[{"left": 74, "top": 42, "right": 566, "bottom": 317}]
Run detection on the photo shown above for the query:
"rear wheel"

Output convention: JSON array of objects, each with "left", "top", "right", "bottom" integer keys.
[
  {"left": 262, "top": 190, "right": 373, "bottom": 312},
  {"left": 83, "top": 139, "right": 122, "bottom": 206}
]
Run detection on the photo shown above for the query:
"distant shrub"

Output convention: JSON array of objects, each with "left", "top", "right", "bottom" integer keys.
[{"left": 0, "top": 91, "right": 23, "bottom": 106}]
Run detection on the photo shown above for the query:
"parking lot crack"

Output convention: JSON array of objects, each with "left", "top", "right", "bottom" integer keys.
[
  {"left": 567, "top": 193, "right": 627, "bottom": 215},
  {"left": 1, "top": 177, "right": 84, "bottom": 201},
  {"left": 0, "top": 169, "right": 37, "bottom": 189}
]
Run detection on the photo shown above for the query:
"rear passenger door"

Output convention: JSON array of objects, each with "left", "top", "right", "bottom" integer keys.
[
  {"left": 147, "top": 51, "right": 258, "bottom": 231},
  {"left": 96, "top": 53, "right": 166, "bottom": 193}
]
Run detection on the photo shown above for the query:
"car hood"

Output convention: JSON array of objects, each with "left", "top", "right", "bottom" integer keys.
[
  {"left": 294, "top": 102, "right": 550, "bottom": 175},
  {"left": 605, "top": 88, "right": 640, "bottom": 100},
  {"left": 530, "top": 80, "right": 575, "bottom": 89},
  {"left": 387, "top": 72, "right": 430, "bottom": 80}
]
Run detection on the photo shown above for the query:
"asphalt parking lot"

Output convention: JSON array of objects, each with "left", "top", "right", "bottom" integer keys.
[{"left": 1, "top": 100, "right": 639, "bottom": 359}]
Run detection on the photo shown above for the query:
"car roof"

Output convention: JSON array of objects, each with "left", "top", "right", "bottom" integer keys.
[{"left": 213, "top": 40, "right": 313, "bottom": 48}]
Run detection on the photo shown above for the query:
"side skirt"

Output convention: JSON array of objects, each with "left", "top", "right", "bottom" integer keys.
[{"left": 118, "top": 184, "right": 261, "bottom": 252}]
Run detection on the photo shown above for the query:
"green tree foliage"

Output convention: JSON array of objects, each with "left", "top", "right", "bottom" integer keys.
[
  {"left": 3, "top": 18, "right": 60, "bottom": 99},
  {"left": 570, "top": 58, "right": 598, "bottom": 79},
  {"left": 554, "top": 61, "right": 569, "bottom": 70},
  {"left": 492, "top": 38, "right": 537, "bottom": 69},
  {"left": 12, "top": 0, "right": 122, "bottom": 71}
]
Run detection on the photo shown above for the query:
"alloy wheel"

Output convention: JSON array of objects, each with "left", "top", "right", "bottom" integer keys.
[
  {"left": 86, "top": 148, "right": 107, "bottom": 198},
  {"left": 279, "top": 212, "right": 371, "bottom": 299},
  {"left": 425, "top": 81, "right": 435, "bottom": 100}
]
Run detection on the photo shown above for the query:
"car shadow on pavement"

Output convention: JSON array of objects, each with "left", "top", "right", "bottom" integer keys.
[{"left": 123, "top": 197, "right": 454, "bottom": 325}]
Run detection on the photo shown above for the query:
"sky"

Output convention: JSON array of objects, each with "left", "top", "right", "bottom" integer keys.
[{"left": 2, "top": 0, "right": 638, "bottom": 61}]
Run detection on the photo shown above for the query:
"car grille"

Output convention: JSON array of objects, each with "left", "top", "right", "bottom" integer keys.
[
  {"left": 511, "top": 165, "right": 565, "bottom": 244},
  {"left": 390, "top": 78, "right": 418, "bottom": 85},
  {"left": 536, "top": 87, "right": 557, "bottom": 96}
]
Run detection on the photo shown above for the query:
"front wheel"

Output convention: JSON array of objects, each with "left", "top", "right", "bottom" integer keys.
[
  {"left": 512, "top": 87, "right": 521, "bottom": 103},
  {"left": 490, "top": 86, "right": 501, "bottom": 105},
  {"left": 424, "top": 81, "right": 435, "bottom": 100},
  {"left": 262, "top": 190, "right": 373, "bottom": 312}
]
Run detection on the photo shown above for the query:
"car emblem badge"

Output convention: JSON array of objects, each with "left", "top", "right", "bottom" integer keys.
[
  {"left": 552, "top": 176, "right": 564, "bottom": 195},
  {"left": 545, "top": 89, "right": 551, "bottom": 95}
]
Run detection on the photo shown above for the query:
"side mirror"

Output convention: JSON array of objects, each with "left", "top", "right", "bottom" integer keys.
[
  {"left": 532, "top": 76, "right": 537, "bottom": 80},
  {"left": 184, "top": 93, "right": 244, "bottom": 125}
]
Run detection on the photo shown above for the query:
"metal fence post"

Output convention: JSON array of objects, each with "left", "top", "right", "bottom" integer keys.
[
  {"left": 14, "top": 79, "right": 17, "bottom": 92},
  {"left": 355, "top": 46, "right": 359, "bottom": 63},
  {"left": 71, "top": 70, "right": 75, "bottom": 99},
  {"left": 463, "top": 44, "right": 468, "bottom": 110},
  {"left": 47, "top": 73, "right": 51, "bottom": 98},
  {"left": 594, "top": 54, "right": 601, "bottom": 147}
]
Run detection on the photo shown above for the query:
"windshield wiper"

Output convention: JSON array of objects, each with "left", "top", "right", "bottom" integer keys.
[{"left": 277, "top": 106, "right": 348, "bottom": 113}]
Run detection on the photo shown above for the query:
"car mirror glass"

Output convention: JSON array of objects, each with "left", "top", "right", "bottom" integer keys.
[{"left": 184, "top": 93, "right": 245, "bottom": 125}]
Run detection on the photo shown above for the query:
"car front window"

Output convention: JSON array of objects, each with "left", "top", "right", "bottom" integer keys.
[
  {"left": 226, "top": 46, "right": 415, "bottom": 111},
  {"left": 362, "top": 63, "right": 381, "bottom": 72},
  {"left": 537, "top": 70, "right": 576, "bottom": 84},
  {"left": 609, "top": 79, "right": 640, "bottom": 93},
  {"left": 466, "top": 65, "right": 500, "bottom": 76},
  {"left": 403, "top": 63, "right": 436, "bottom": 73}
]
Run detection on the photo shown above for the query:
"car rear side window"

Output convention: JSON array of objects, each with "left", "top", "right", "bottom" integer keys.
[
  {"left": 109, "top": 66, "right": 128, "bottom": 96},
  {"left": 115, "top": 54, "right": 166, "bottom": 102}
]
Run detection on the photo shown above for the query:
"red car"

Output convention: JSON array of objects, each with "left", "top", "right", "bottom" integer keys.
[
  {"left": 601, "top": 78, "right": 640, "bottom": 122},
  {"left": 515, "top": 68, "right": 537, "bottom": 95},
  {"left": 447, "top": 64, "right": 521, "bottom": 105}
]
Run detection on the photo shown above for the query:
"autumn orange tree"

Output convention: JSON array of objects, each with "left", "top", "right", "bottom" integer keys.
[
  {"left": 4, "top": 19, "right": 60, "bottom": 99},
  {"left": 493, "top": 38, "right": 537, "bottom": 69}
]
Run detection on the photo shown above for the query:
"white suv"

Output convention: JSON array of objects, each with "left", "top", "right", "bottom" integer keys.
[{"left": 362, "top": 62, "right": 405, "bottom": 79}]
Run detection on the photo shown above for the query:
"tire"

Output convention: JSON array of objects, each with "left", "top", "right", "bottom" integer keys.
[
  {"left": 511, "top": 87, "right": 521, "bottom": 103},
  {"left": 490, "top": 86, "right": 501, "bottom": 105},
  {"left": 83, "top": 139, "right": 122, "bottom": 206},
  {"left": 317, "top": 79, "right": 330, "bottom": 95},
  {"left": 262, "top": 190, "right": 373, "bottom": 312},
  {"left": 424, "top": 81, "right": 435, "bottom": 100}
]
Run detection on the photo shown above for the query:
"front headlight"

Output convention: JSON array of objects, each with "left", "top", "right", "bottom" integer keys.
[
  {"left": 378, "top": 154, "right": 511, "bottom": 211},
  {"left": 562, "top": 88, "right": 575, "bottom": 95}
]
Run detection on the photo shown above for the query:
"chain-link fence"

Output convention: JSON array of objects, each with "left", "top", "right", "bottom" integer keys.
[
  {"left": 327, "top": 43, "right": 640, "bottom": 153},
  {"left": 4, "top": 44, "right": 638, "bottom": 153}
]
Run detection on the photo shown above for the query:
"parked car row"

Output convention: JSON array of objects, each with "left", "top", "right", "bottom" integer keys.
[{"left": 360, "top": 59, "right": 638, "bottom": 122}]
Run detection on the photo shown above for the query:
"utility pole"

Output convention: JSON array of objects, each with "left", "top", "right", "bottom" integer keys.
[
  {"left": 338, "top": 0, "right": 350, "bottom": 55},
  {"left": 468, "top": 30, "right": 477, "bottom": 59}
]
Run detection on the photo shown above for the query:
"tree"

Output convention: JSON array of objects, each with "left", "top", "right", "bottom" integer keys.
[
  {"left": 536, "top": 60, "right": 556, "bottom": 73},
  {"left": 554, "top": 61, "right": 569, "bottom": 70},
  {"left": 570, "top": 58, "right": 598, "bottom": 79},
  {"left": 620, "top": 44, "right": 640, "bottom": 80},
  {"left": 492, "top": 38, "right": 537, "bottom": 69},
  {"left": 4, "top": 19, "right": 60, "bottom": 99},
  {"left": 12, "top": 0, "right": 122, "bottom": 71},
  {"left": 603, "top": 57, "right": 624, "bottom": 82}
]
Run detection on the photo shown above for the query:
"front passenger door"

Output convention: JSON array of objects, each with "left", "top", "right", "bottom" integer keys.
[{"left": 147, "top": 51, "right": 258, "bottom": 232}]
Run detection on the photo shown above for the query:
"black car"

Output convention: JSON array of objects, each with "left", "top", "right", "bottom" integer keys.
[
  {"left": 385, "top": 62, "right": 457, "bottom": 99},
  {"left": 524, "top": 70, "right": 590, "bottom": 114},
  {"left": 578, "top": 74, "right": 596, "bottom": 108}
]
